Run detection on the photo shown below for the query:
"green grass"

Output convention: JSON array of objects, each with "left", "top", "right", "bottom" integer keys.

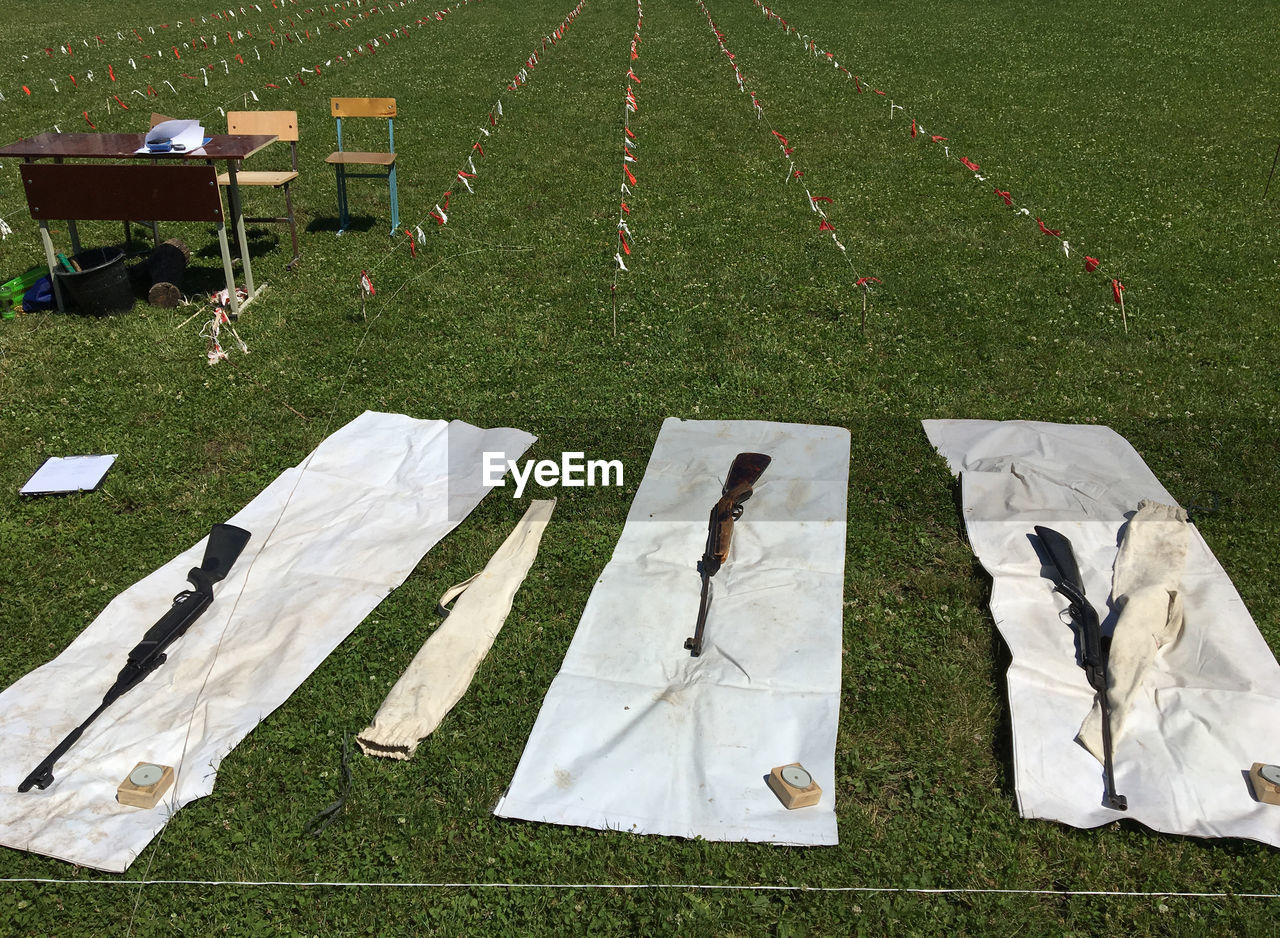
[{"left": 1, "top": 0, "right": 1279, "bottom": 934}]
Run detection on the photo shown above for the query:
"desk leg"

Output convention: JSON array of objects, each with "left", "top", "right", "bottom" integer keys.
[
  {"left": 38, "top": 221, "right": 67, "bottom": 313},
  {"left": 216, "top": 221, "right": 241, "bottom": 319},
  {"left": 224, "top": 161, "right": 257, "bottom": 299}
]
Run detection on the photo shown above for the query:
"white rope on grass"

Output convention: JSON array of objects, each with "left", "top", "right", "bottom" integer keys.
[{"left": 1, "top": 878, "right": 1278, "bottom": 899}]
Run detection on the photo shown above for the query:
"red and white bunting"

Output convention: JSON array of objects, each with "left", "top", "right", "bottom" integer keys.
[
  {"left": 613, "top": 0, "right": 644, "bottom": 276},
  {"left": 696, "top": 0, "right": 877, "bottom": 313},
  {"left": 752, "top": 0, "right": 1126, "bottom": 308}
]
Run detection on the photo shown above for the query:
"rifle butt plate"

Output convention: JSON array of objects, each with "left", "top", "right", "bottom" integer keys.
[
  {"left": 1248, "top": 763, "right": 1280, "bottom": 806},
  {"left": 117, "top": 762, "right": 175, "bottom": 809},
  {"left": 767, "top": 763, "right": 821, "bottom": 809}
]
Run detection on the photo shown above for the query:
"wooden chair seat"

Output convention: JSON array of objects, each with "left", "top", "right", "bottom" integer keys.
[
  {"left": 217, "top": 170, "right": 300, "bottom": 187},
  {"left": 325, "top": 151, "right": 396, "bottom": 167}
]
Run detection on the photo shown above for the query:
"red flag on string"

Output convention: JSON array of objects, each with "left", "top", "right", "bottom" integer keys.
[
  {"left": 1036, "top": 218, "right": 1060, "bottom": 237},
  {"left": 1085, "top": 256, "right": 1100, "bottom": 272},
  {"left": 108, "top": 64, "right": 116, "bottom": 81},
  {"left": 621, "top": 201, "right": 630, "bottom": 214},
  {"left": 994, "top": 189, "right": 1012, "bottom": 205},
  {"left": 624, "top": 164, "right": 637, "bottom": 185},
  {"left": 1112, "top": 280, "right": 1125, "bottom": 303},
  {"left": 473, "top": 143, "right": 484, "bottom": 156},
  {"left": 911, "top": 119, "right": 917, "bottom": 138},
  {"left": 931, "top": 135, "right": 948, "bottom": 143},
  {"left": 856, "top": 276, "right": 882, "bottom": 288},
  {"left": 405, "top": 230, "right": 416, "bottom": 257},
  {"left": 853, "top": 77, "right": 862, "bottom": 92},
  {"left": 83, "top": 111, "right": 95, "bottom": 128},
  {"left": 818, "top": 219, "right": 835, "bottom": 232},
  {"left": 620, "top": 233, "right": 630, "bottom": 255},
  {"left": 960, "top": 157, "right": 980, "bottom": 171},
  {"left": 811, "top": 195, "right": 833, "bottom": 205}
]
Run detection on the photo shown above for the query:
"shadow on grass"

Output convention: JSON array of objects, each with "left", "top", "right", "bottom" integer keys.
[{"left": 306, "top": 215, "right": 380, "bottom": 235}]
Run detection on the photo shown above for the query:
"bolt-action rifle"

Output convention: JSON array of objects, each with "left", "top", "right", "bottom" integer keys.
[
  {"left": 685, "top": 453, "right": 771, "bottom": 657},
  {"left": 18, "top": 523, "right": 252, "bottom": 793},
  {"left": 1033, "top": 525, "right": 1128, "bottom": 811}
]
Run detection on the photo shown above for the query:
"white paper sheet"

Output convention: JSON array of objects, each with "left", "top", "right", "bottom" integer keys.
[
  {"left": 20, "top": 454, "right": 117, "bottom": 495},
  {"left": 922, "top": 419, "right": 1280, "bottom": 845},
  {"left": 135, "top": 119, "right": 206, "bottom": 156},
  {"left": 495, "top": 419, "right": 849, "bottom": 845},
  {"left": 0, "top": 412, "right": 533, "bottom": 871}
]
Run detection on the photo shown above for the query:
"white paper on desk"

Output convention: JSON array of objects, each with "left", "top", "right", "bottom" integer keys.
[
  {"left": 20, "top": 454, "right": 117, "bottom": 495},
  {"left": 135, "top": 120, "right": 205, "bottom": 155}
]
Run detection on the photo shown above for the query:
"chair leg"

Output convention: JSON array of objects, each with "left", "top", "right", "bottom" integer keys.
[
  {"left": 284, "top": 181, "right": 300, "bottom": 269},
  {"left": 335, "top": 164, "right": 349, "bottom": 236},
  {"left": 387, "top": 162, "right": 399, "bottom": 235}
]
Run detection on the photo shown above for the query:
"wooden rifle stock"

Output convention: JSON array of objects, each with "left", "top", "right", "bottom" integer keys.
[{"left": 685, "top": 453, "right": 771, "bottom": 657}]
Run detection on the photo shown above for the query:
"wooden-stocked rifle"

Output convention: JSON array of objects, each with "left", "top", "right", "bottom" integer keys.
[
  {"left": 1033, "top": 525, "right": 1128, "bottom": 811},
  {"left": 685, "top": 453, "right": 771, "bottom": 657},
  {"left": 18, "top": 523, "right": 252, "bottom": 793}
]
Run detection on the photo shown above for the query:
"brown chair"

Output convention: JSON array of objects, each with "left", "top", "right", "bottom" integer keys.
[
  {"left": 325, "top": 97, "right": 398, "bottom": 235},
  {"left": 217, "top": 110, "right": 301, "bottom": 268}
]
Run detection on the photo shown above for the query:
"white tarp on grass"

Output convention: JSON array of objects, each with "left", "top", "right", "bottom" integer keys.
[
  {"left": 495, "top": 418, "right": 849, "bottom": 845},
  {"left": 0, "top": 411, "right": 534, "bottom": 872},
  {"left": 923, "top": 418, "right": 1280, "bottom": 845}
]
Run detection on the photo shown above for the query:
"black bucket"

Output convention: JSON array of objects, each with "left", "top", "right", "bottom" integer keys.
[{"left": 53, "top": 247, "right": 135, "bottom": 316}]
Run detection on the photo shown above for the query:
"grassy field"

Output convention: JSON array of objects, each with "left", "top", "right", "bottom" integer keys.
[{"left": 1, "top": 0, "right": 1278, "bottom": 933}]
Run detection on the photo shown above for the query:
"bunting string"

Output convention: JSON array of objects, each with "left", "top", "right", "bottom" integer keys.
[
  {"left": 749, "top": 0, "right": 1128, "bottom": 311},
  {"left": 610, "top": 0, "right": 644, "bottom": 334},
  {"left": 696, "top": 0, "right": 879, "bottom": 325},
  {"left": 355, "top": 0, "right": 589, "bottom": 290}
]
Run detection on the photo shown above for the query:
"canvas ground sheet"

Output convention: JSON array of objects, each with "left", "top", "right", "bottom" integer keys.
[
  {"left": 496, "top": 418, "right": 850, "bottom": 845},
  {"left": 923, "top": 418, "right": 1280, "bottom": 846},
  {"left": 0, "top": 411, "right": 533, "bottom": 871}
]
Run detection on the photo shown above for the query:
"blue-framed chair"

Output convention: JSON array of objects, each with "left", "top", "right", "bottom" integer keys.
[{"left": 325, "top": 97, "right": 398, "bottom": 236}]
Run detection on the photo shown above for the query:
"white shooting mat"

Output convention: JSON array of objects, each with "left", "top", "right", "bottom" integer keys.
[
  {"left": 923, "top": 419, "right": 1280, "bottom": 844},
  {"left": 495, "top": 418, "right": 849, "bottom": 845},
  {"left": 0, "top": 411, "right": 534, "bottom": 872}
]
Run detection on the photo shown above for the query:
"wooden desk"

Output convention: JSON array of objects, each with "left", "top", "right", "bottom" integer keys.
[{"left": 0, "top": 132, "right": 276, "bottom": 315}]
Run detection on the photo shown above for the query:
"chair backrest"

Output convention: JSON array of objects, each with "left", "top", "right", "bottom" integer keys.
[
  {"left": 331, "top": 98, "right": 396, "bottom": 118},
  {"left": 20, "top": 163, "right": 224, "bottom": 223},
  {"left": 227, "top": 110, "right": 299, "bottom": 142},
  {"left": 331, "top": 97, "right": 396, "bottom": 155},
  {"left": 228, "top": 110, "right": 299, "bottom": 170}
]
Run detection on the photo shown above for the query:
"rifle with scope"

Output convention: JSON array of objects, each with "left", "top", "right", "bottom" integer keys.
[{"left": 19, "top": 523, "right": 252, "bottom": 793}]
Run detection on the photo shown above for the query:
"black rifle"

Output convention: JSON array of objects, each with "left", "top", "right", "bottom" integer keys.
[
  {"left": 18, "top": 523, "right": 252, "bottom": 793},
  {"left": 1033, "top": 525, "right": 1128, "bottom": 811},
  {"left": 685, "top": 452, "right": 771, "bottom": 657}
]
